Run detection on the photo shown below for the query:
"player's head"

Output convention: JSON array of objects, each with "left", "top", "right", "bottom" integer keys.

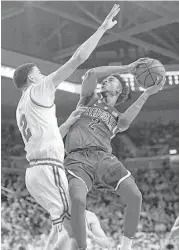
[
  {"left": 13, "top": 63, "right": 45, "bottom": 90},
  {"left": 101, "top": 74, "right": 129, "bottom": 105}
]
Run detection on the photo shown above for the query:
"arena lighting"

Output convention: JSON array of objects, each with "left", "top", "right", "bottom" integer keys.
[
  {"left": 169, "top": 149, "right": 177, "bottom": 155},
  {"left": 57, "top": 81, "right": 80, "bottom": 94},
  {"left": 166, "top": 71, "right": 179, "bottom": 76},
  {"left": 1, "top": 65, "right": 179, "bottom": 94},
  {"left": 1, "top": 65, "right": 80, "bottom": 94}
]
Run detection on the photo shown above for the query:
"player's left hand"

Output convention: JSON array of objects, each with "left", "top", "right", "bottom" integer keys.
[
  {"left": 145, "top": 76, "right": 166, "bottom": 96},
  {"left": 67, "top": 107, "right": 87, "bottom": 126},
  {"left": 128, "top": 57, "right": 150, "bottom": 74}
]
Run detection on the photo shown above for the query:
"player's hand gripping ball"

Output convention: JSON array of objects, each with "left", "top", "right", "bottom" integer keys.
[
  {"left": 145, "top": 76, "right": 166, "bottom": 96},
  {"left": 134, "top": 57, "right": 166, "bottom": 89}
]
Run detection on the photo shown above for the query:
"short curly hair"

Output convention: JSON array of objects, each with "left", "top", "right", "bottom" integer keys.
[
  {"left": 13, "top": 63, "right": 36, "bottom": 89},
  {"left": 112, "top": 74, "right": 130, "bottom": 106}
]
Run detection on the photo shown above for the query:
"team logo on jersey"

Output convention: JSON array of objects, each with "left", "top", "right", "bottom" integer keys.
[{"left": 85, "top": 107, "right": 117, "bottom": 132}]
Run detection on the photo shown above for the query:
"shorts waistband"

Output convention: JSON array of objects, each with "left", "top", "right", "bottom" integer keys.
[
  {"left": 28, "top": 158, "right": 64, "bottom": 170},
  {"left": 68, "top": 146, "right": 107, "bottom": 154}
]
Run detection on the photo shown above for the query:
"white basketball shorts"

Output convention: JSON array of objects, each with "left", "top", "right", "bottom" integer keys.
[{"left": 25, "top": 158, "right": 71, "bottom": 226}]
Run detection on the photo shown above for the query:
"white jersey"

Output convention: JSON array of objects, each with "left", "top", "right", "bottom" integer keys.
[{"left": 16, "top": 75, "right": 64, "bottom": 163}]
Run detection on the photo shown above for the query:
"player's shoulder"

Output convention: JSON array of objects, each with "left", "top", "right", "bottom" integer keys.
[
  {"left": 77, "top": 91, "right": 99, "bottom": 108},
  {"left": 17, "top": 86, "right": 32, "bottom": 106}
]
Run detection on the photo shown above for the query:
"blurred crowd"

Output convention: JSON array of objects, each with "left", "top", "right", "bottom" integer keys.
[
  {"left": 2, "top": 120, "right": 179, "bottom": 160},
  {"left": 112, "top": 121, "right": 179, "bottom": 159},
  {"left": 1, "top": 120, "right": 179, "bottom": 250},
  {"left": 2, "top": 165, "right": 179, "bottom": 249}
]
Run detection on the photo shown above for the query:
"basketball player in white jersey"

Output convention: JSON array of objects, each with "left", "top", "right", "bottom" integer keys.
[
  {"left": 13, "top": 4, "right": 120, "bottom": 249},
  {"left": 45, "top": 210, "right": 114, "bottom": 250}
]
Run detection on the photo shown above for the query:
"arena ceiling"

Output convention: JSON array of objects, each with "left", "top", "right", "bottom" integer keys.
[{"left": 2, "top": 1, "right": 179, "bottom": 68}]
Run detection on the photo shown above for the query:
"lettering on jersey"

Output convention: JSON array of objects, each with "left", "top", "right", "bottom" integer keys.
[{"left": 85, "top": 107, "right": 117, "bottom": 132}]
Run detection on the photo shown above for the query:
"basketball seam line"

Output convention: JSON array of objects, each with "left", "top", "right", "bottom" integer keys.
[
  {"left": 143, "top": 72, "right": 151, "bottom": 88},
  {"left": 136, "top": 66, "right": 165, "bottom": 80},
  {"left": 145, "top": 61, "right": 155, "bottom": 85},
  {"left": 135, "top": 62, "right": 163, "bottom": 80}
]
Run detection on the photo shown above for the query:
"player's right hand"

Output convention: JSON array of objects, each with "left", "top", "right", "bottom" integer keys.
[
  {"left": 67, "top": 107, "right": 87, "bottom": 126},
  {"left": 145, "top": 76, "right": 166, "bottom": 96},
  {"left": 101, "top": 4, "right": 120, "bottom": 31}
]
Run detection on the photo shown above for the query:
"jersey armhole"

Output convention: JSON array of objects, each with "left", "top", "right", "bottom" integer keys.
[{"left": 30, "top": 86, "right": 54, "bottom": 108}]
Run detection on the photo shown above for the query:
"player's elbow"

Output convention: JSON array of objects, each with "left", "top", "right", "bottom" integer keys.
[
  {"left": 86, "top": 69, "right": 96, "bottom": 78},
  {"left": 118, "top": 117, "right": 130, "bottom": 132},
  {"left": 70, "top": 53, "right": 84, "bottom": 66},
  {"left": 73, "top": 51, "right": 90, "bottom": 65}
]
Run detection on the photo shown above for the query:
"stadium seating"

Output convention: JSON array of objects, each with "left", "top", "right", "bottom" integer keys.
[{"left": 1, "top": 120, "right": 179, "bottom": 250}]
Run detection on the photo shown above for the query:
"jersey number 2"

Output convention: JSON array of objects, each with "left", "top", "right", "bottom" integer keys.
[
  {"left": 88, "top": 118, "right": 101, "bottom": 131},
  {"left": 20, "top": 114, "right": 32, "bottom": 142}
]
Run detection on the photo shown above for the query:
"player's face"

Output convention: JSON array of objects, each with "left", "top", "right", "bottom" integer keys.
[
  {"left": 101, "top": 75, "right": 122, "bottom": 96},
  {"left": 28, "top": 67, "right": 45, "bottom": 84}
]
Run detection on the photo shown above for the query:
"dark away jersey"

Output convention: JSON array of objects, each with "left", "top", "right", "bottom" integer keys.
[{"left": 65, "top": 93, "right": 121, "bottom": 153}]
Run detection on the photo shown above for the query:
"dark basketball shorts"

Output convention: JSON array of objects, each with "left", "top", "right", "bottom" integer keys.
[{"left": 64, "top": 148, "right": 132, "bottom": 194}]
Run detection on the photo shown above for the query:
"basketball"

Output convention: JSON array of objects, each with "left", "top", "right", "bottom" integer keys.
[{"left": 135, "top": 58, "right": 166, "bottom": 89}]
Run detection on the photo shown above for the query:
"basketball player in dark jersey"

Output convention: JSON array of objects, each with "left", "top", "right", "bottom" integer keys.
[{"left": 64, "top": 58, "right": 166, "bottom": 250}]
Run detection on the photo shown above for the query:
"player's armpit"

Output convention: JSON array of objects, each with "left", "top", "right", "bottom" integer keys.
[
  {"left": 31, "top": 74, "right": 55, "bottom": 108},
  {"left": 80, "top": 69, "right": 98, "bottom": 98}
]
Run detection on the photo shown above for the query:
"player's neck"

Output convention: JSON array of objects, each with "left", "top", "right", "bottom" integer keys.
[
  {"left": 103, "top": 95, "right": 117, "bottom": 106},
  {"left": 22, "top": 83, "right": 32, "bottom": 92}
]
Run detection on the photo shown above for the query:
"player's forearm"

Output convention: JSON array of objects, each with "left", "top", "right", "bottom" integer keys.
[
  {"left": 118, "top": 92, "right": 149, "bottom": 129},
  {"left": 91, "top": 65, "right": 131, "bottom": 79},
  {"left": 73, "top": 26, "right": 106, "bottom": 63}
]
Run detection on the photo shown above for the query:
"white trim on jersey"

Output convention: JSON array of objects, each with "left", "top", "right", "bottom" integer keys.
[
  {"left": 115, "top": 170, "right": 131, "bottom": 191},
  {"left": 67, "top": 170, "right": 89, "bottom": 192}
]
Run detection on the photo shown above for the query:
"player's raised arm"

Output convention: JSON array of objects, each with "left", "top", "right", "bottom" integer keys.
[
  {"left": 80, "top": 58, "right": 148, "bottom": 98},
  {"left": 117, "top": 76, "right": 166, "bottom": 132},
  {"left": 50, "top": 4, "right": 120, "bottom": 88},
  {"left": 30, "top": 5, "right": 120, "bottom": 107}
]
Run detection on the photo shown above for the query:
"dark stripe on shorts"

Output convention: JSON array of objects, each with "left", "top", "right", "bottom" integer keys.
[
  {"left": 54, "top": 166, "right": 67, "bottom": 213},
  {"left": 52, "top": 214, "right": 67, "bottom": 226},
  {"left": 55, "top": 166, "right": 71, "bottom": 218},
  {"left": 52, "top": 212, "right": 71, "bottom": 224},
  {"left": 52, "top": 166, "right": 66, "bottom": 224}
]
